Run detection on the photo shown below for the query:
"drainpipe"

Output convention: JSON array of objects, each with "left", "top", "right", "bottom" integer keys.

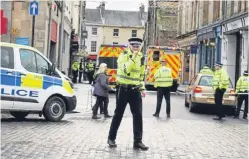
[
  {"left": 47, "top": 1, "right": 52, "bottom": 58},
  {"left": 58, "top": 1, "right": 64, "bottom": 70}
]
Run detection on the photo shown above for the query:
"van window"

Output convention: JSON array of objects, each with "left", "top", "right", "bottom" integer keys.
[
  {"left": 20, "top": 49, "right": 37, "bottom": 73},
  {"left": 153, "top": 51, "right": 160, "bottom": 61},
  {"left": 98, "top": 57, "right": 117, "bottom": 69},
  {"left": 20, "top": 49, "right": 50, "bottom": 75},
  {"left": 1, "top": 46, "right": 14, "bottom": 69}
]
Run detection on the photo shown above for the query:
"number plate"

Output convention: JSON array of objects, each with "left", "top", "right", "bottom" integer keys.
[
  {"left": 207, "top": 98, "right": 214, "bottom": 103},
  {"left": 195, "top": 93, "right": 202, "bottom": 97}
]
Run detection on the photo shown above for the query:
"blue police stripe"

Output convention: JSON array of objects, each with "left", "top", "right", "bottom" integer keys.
[
  {"left": 43, "top": 76, "right": 62, "bottom": 89},
  {"left": 0, "top": 69, "right": 15, "bottom": 86},
  {"left": 15, "top": 72, "right": 22, "bottom": 86},
  {"left": 54, "top": 78, "right": 63, "bottom": 86}
]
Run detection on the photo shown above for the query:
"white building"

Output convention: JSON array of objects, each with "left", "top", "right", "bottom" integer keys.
[{"left": 221, "top": 15, "right": 248, "bottom": 85}]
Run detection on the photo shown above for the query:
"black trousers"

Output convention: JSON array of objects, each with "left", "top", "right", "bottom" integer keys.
[
  {"left": 87, "top": 71, "right": 94, "bottom": 84},
  {"left": 72, "top": 70, "right": 78, "bottom": 83},
  {"left": 79, "top": 71, "right": 83, "bottom": 82},
  {"left": 214, "top": 88, "right": 226, "bottom": 117},
  {"left": 236, "top": 91, "right": 248, "bottom": 117},
  {"left": 108, "top": 86, "right": 143, "bottom": 143},
  {"left": 92, "top": 96, "right": 109, "bottom": 115},
  {"left": 155, "top": 87, "right": 171, "bottom": 115}
]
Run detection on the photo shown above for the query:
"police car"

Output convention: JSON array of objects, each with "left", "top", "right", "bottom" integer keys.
[{"left": 1, "top": 42, "right": 76, "bottom": 122}]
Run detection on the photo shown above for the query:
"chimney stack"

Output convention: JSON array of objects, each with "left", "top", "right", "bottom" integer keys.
[
  {"left": 139, "top": 4, "right": 145, "bottom": 19},
  {"left": 98, "top": 1, "right": 105, "bottom": 16}
]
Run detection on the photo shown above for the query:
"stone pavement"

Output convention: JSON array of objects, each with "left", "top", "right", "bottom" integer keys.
[{"left": 1, "top": 115, "right": 248, "bottom": 159}]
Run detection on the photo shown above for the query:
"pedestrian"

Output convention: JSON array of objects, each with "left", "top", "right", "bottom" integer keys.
[
  {"left": 93, "top": 69, "right": 104, "bottom": 114},
  {"left": 78, "top": 59, "right": 84, "bottom": 83},
  {"left": 107, "top": 37, "right": 148, "bottom": 151},
  {"left": 72, "top": 60, "right": 79, "bottom": 83},
  {"left": 212, "top": 62, "right": 229, "bottom": 120},
  {"left": 153, "top": 59, "right": 173, "bottom": 118},
  {"left": 234, "top": 70, "right": 248, "bottom": 119},
  {"left": 200, "top": 64, "right": 213, "bottom": 75},
  {"left": 92, "top": 63, "right": 112, "bottom": 119},
  {"left": 86, "top": 59, "right": 95, "bottom": 84}
]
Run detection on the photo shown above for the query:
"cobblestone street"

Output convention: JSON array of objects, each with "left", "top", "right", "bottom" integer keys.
[{"left": 1, "top": 84, "right": 248, "bottom": 159}]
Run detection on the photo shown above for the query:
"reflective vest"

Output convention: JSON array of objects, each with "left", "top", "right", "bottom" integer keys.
[
  {"left": 236, "top": 75, "right": 249, "bottom": 93},
  {"left": 212, "top": 68, "right": 229, "bottom": 90},
  {"left": 200, "top": 66, "right": 213, "bottom": 75},
  {"left": 87, "top": 63, "right": 94, "bottom": 71},
  {"left": 154, "top": 66, "right": 173, "bottom": 88},
  {"left": 72, "top": 61, "right": 79, "bottom": 71},
  {"left": 116, "top": 49, "right": 145, "bottom": 90}
]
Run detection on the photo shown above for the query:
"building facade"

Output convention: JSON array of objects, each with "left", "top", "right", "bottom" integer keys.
[
  {"left": 177, "top": 0, "right": 248, "bottom": 85},
  {"left": 84, "top": 3, "right": 147, "bottom": 60}
]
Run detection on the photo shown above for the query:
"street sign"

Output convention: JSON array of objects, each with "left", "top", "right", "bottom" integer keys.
[
  {"left": 29, "top": 1, "right": 39, "bottom": 16},
  {"left": 16, "top": 37, "right": 30, "bottom": 46}
]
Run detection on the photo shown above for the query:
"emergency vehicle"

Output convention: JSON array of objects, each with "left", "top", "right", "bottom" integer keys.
[
  {"left": 0, "top": 42, "right": 76, "bottom": 122},
  {"left": 144, "top": 46, "right": 183, "bottom": 91},
  {"left": 96, "top": 44, "right": 127, "bottom": 89}
]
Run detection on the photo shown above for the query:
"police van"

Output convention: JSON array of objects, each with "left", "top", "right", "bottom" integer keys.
[{"left": 1, "top": 42, "right": 76, "bottom": 122}]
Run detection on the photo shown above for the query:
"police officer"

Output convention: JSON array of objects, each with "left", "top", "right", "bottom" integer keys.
[
  {"left": 153, "top": 59, "right": 173, "bottom": 118},
  {"left": 200, "top": 64, "right": 213, "bottom": 75},
  {"left": 212, "top": 62, "right": 229, "bottom": 120},
  {"left": 86, "top": 59, "right": 95, "bottom": 84},
  {"left": 234, "top": 70, "right": 248, "bottom": 119},
  {"left": 72, "top": 60, "right": 80, "bottom": 83},
  {"left": 79, "top": 59, "right": 84, "bottom": 83},
  {"left": 107, "top": 37, "right": 148, "bottom": 151}
]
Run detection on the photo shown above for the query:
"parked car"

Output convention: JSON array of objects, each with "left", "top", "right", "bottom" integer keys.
[{"left": 185, "top": 74, "right": 236, "bottom": 112}]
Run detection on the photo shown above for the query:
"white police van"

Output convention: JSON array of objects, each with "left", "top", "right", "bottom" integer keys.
[{"left": 1, "top": 42, "right": 76, "bottom": 122}]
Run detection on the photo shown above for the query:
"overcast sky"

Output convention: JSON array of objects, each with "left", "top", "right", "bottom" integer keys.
[{"left": 86, "top": 0, "right": 148, "bottom": 11}]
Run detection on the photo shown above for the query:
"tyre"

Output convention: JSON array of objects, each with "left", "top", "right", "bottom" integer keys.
[
  {"left": 189, "top": 99, "right": 196, "bottom": 112},
  {"left": 185, "top": 95, "right": 189, "bottom": 107},
  {"left": 43, "top": 96, "right": 66, "bottom": 122},
  {"left": 10, "top": 111, "right": 29, "bottom": 120}
]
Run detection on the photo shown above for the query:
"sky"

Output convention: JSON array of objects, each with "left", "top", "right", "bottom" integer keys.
[{"left": 86, "top": 0, "right": 148, "bottom": 11}]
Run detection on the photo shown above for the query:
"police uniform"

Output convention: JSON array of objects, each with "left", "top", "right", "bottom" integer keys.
[
  {"left": 212, "top": 62, "right": 229, "bottom": 120},
  {"left": 86, "top": 61, "right": 95, "bottom": 84},
  {"left": 153, "top": 60, "right": 173, "bottom": 117},
  {"left": 108, "top": 37, "right": 148, "bottom": 150},
  {"left": 234, "top": 70, "right": 249, "bottom": 119},
  {"left": 78, "top": 59, "right": 84, "bottom": 83},
  {"left": 200, "top": 65, "right": 213, "bottom": 75},
  {"left": 72, "top": 60, "right": 80, "bottom": 83}
]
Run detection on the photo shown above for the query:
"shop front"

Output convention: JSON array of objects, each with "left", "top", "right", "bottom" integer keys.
[
  {"left": 177, "top": 33, "right": 197, "bottom": 83},
  {"left": 197, "top": 25, "right": 222, "bottom": 71},
  {"left": 221, "top": 14, "right": 248, "bottom": 86}
]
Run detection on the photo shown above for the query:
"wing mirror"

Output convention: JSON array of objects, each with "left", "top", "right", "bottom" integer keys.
[{"left": 49, "top": 63, "right": 56, "bottom": 75}]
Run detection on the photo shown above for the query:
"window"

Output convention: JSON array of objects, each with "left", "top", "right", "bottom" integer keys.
[
  {"left": 190, "top": 75, "right": 198, "bottom": 85},
  {"left": 92, "top": 27, "right": 97, "bottom": 35},
  {"left": 98, "top": 57, "right": 117, "bottom": 69},
  {"left": 132, "top": 30, "right": 137, "bottom": 37},
  {"left": 153, "top": 51, "right": 160, "bottom": 61},
  {"left": 36, "top": 53, "right": 49, "bottom": 75},
  {"left": 198, "top": 76, "right": 213, "bottom": 87},
  {"left": 1, "top": 46, "right": 14, "bottom": 69},
  {"left": 20, "top": 49, "right": 37, "bottom": 73},
  {"left": 20, "top": 49, "right": 50, "bottom": 75},
  {"left": 113, "top": 29, "right": 119, "bottom": 36},
  {"left": 91, "top": 41, "right": 97, "bottom": 52},
  {"left": 113, "top": 42, "right": 118, "bottom": 45}
]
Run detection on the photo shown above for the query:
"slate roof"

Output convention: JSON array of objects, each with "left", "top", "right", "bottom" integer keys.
[{"left": 85, "top": 8, "right": 147, "bottom": 27}]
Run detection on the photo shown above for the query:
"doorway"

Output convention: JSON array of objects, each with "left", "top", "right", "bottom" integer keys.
[
  {"left": 235, "top": 32, "right": 242, "bottom": 87},
  {"left": 49, "top": 41, "right": 56, "bottom": 63}
]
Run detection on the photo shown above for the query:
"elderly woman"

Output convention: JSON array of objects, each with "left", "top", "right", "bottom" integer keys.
[{"left": 92, "top": 63, "right": 112, "bottom": 119}]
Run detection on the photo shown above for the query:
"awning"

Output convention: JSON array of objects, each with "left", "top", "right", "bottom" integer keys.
[{"left": 88, "top": 55, "right": 97, "bottom": 60}]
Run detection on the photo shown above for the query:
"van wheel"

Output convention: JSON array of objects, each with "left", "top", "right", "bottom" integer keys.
[
  {"left": 10, "top": 111, "right": 29, "bottom": 120},
  {"left": 43, "top": 96, "right": 66, "bottom": 122}
]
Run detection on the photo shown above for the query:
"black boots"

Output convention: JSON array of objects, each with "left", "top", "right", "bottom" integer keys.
[
  {"left": 104, "top": 114, "right": 112, "bottom": 118},
  {"left": 153, "top": 113, "right": 159, "bottom": 117},
  {"left": 133, "top": 142, "right": 149, "bottom": 151},
  {"left": 107, "top": 139, "right": 117, "bottom": 147},
  {"left": 92, "top": 115, "right": 101, "bottom": 119}
]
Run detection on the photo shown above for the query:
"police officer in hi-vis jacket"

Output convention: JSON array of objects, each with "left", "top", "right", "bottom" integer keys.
[{"left": 107, "top": 37, "right": 148, "bottom": 151}]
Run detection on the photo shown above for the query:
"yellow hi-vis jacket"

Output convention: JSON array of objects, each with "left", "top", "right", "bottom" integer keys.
[
  {"left": 116, "top": 49, "right": 145, "bottom": 90},
  {"left": 200, "top": 66, "right": 213, "bottom": 75},
  {"left": 87, "top": 63, "right": 94, "bottom": 71},
  {"left": 72, "top": 61, "right": 79, "bottom": 71},
  {"left": 212, "top": 68, "right": 229, "bottom": 90},
  {"left": 236, "top": 75, "right": 249, "bottom": 93},
  {"left": 154, "top": 66, "right": 173, "bottom": 88}
]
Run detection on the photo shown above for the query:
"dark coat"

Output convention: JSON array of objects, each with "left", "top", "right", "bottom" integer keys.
[{"left": 93, "top": 73, "right": 110, "bottom": 97}]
